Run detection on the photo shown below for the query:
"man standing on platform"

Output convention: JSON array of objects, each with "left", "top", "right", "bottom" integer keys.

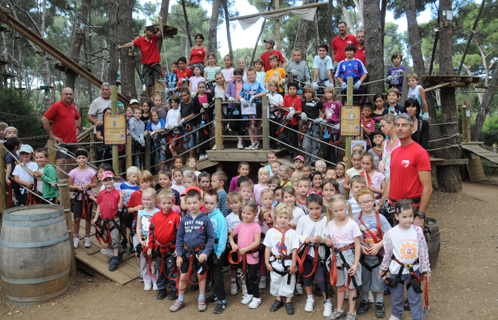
[
  {"left": 331, "top": 22, "right": 359, "bottom": 63},
  {"left": 118, "top": 16, "right": 164, "bottom": 100},
  {"left": 355, "top": 30, "right": 366, "bottom": 66},
  {"left": 260, "top": 38, "right": 286, "bottom": 72},
  {"left": 87, "top": 83, "right": 111, "bottom": 131}
]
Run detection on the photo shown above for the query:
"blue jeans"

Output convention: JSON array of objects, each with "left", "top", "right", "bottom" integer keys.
[{"left": 183, "top": 125, "right": 197, "bottom": 150}]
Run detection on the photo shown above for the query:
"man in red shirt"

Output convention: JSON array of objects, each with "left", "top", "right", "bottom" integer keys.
[
  {"left": 42, "top": 87, "right": 81, "bottom": 180},
  {"left": 378, "top": 113, "right": 432, "bottom": 228},
  {"left": 331, "top": 22, "right": 359, "bottom": 62},
  {"left": 260, "top": 39, "right": 286, "bottom": 72},
  {"left": 118, "top": 16, "right": 164, "bottom": 100},
  {"left": 355, "top": 30, "right": 366, "bottom": 66}
]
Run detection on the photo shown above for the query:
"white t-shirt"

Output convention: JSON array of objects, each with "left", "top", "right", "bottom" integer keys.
[
  {"left": 323, "top": 218, "right": 361, "bottom": 249},
  {"left": 263, "top": 227, "right": 300, "bottom": 271},
  {"left": 313, "top": 55, "right": 333, "bottom": 82},
  {"left": 268, "top": 91, "right": 284, "bottom": 119},
  {"left": 346, "top": 167, "right": 361, "bottom": 179},
  {"left": 407, "top": 85, "right": 423, "bottom": 106},
  {"left": 296, "top": 215, "right": 328, "bottom": 259},
  {"left": 172, "top": 184, "right": 185, "bottom": 195},
  {"left": 165, "top": 107, "right": 181, "bottom": 127},
  {"left": 13, "top": 162, "right": 37, "bottom": 193},
  {"left": 291, "top": 207, "right": 306, "bottom": 226},
  {"left": 88, "top": 97, "right": 112, "bottom": 133},
  {"left": 225, "top": 211, "right": 241, "bottom": 232},
  {"left": 387, "top": 225, "right": 420, "bottom": 274}
]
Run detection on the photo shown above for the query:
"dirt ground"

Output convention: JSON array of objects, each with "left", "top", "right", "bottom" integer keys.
[{"left": 1, "top": 181, "right": 497, "bottom": 320}]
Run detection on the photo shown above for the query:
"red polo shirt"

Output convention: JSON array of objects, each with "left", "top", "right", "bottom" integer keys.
[
  {"left": 133, "top": 35, "right": 161, "bottom": 65},
  {"left": 355, "top": 46, "right": 366, "bottom": 66},
  {"left": 44, "top": 100, "right": 80, "bottom": 143},
  {"left": 261, "top": 50, "right": 285, "bottom": 72},
  {"left": 283, "top": 94, "right": 302, "bottom": 126},
  {"left": 96, "top": 188, "right": 121, "bottom": 219},
  {"left": 331, "top": 34, "right": 359, "bottom": 62},
  {"left": 127, "top": 189, "right": 143, "bottom": 217},
  {"left": 176, "top": 68, "right": 193, "bottom": 87}
]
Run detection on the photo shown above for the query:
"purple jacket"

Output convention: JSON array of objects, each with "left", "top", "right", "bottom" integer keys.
[{"left": 226, "top": 80, "right": 246, "bottom": 109}]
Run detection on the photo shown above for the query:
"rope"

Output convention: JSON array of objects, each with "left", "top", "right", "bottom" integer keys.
[
  {"left": 53, "top": 164, "right": 71, "bottom": 177},
  {"left": 428, "top": 134, "right": 461, "bottom": 143},
  {"left": 426, "top": 144, "right": 461, "bottom": 152},
  {"left": 429, "top": 122, "right": 458, "bottom": 126},
  {"left": 150, "top": 119, "right": 214, "bottom": 153},
  {"left": 150, "top": 136, "right": 215, "bottom": 168},
  {"left": 270, "top": 136, "right": 337, "bottom": 167},
  {"left": 18, "top": 134, "right": 50, "bottom": 141},
  {"left": 16, "top": 182, "right": 57, "bottom": 206},
  {"left": 52, "top": 143, "right": 98, "bottom": 171}
]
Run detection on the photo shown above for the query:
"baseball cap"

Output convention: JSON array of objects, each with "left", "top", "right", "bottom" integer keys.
[
  {"left": 294, "top": 155, "right": 305, "bottom": 163},
  {"left": 101, "top": 171, "right": 115, "bottom": 180},
  {"left": 181, "top": 185, "right": 202, "bottom": 197},
  {"left": 19, "top": 144, "right": 34, "bottom": 154},
  {"left": 129, "top": 99, "right": 139, "bottom": 105},
  {"left": 145, "top": 25, "right": 155, "bottom": 31},
  {"left": 264, "top": 38, "right": 275, "bottom": 46}
]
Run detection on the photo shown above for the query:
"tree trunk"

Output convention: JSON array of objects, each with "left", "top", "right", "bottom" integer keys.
[
  {"left": 327, "top": 0, "right": 333, "bottom": 58},
  {"left": 66, "top": 0, "right": 91, "bottom": 90},
  {"left": 405, "top": 0, "right": 424, "bottom": 76},
  {"left": 380, "top": 0, "right": 387, "bottom": 49},
  {"left": 363, "top": 0, "right": 384, "bottom": 94},
  {"left": 181, "top": 0, "right": 193, "bottom": 48},
  {"left": 208, "top": 0, "right": 221, "bottom": 57},
  {"left": 339, "top": 1, "right": 356, "bottom": 35},
  {"left": 222, "top": 0, "right": 233, "bottom": 59},
  {"left": 107, "top": 0, "right": 119, "bottom": 85},
  {"left": 250, "top": 19, "right": 266, "bottom": 66},
  {"left": 157, "top": 0, "right": 170, "bottom": 53},
  {"left": 472, "top": 64, "right": 498, "bottom": 141},
  {"left": 296, "top": 0, "right": 312, "bottom": 57},
  {"left": 118, "top": 0, "right": 136, "bottom": 100},
  {"left": 436, "top": 0, "right": 461, "bottom": 193}
]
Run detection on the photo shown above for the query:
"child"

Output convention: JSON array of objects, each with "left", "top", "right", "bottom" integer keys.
[
  {"left": 354, "top": 188, "right": 391, "bottom": 318},
  {"left": 213, "top": 71, "right": 227, "bottom": 101},
  {"left": 239, "top": 180, "right": 255, "bottom": 205},
  {"left": 179, "top": 88, "right": 196, "bottom": 158},
  {"left": 0, "top": 121, "right": 8, "bottom": 142},
  {"left": 203, "top": 189, "right": 229, "bottom": 314},
  {"left": 4, "top": 126, "right": 18, "bottom": 139},
  {"left": 321, "top": 178, "right": 339, "bottom": 214},
  {"left": 226, "top": 192, "right": 243, "bottom": 233},
  {"left": 282, "top": 186, "right": 305, "bottom": 231},
  {"left": 204, "top": 53, "right": 221, "bottom": 90},
  {"left": 406, "top": 73, "right": 429, "bottom": 120},
  {"left": 157, "top": 169, "right": 181, "bottom": 207},
  {"left": 290, "top": 171, "right": 303, "bottom": 191},
  {"left": 33, "top": 148, "right": 59, "bottom": 204},
  {"left": 287, "top": 48, "right": 311, "bottom": 87},
  {"left": 127, "top": 170, "right": 154, "bottom": 217},
  {"left": 264, "top": 203, "right": 299, "bottom": 315},
  {"left": 379, "top": 199, "right": 431, "bottom": 320},
  {"left": 148, "top": 190, "right": 181, "bottom": 300},
  {"left": 260, "top": 188, "right": 275, "bottom": 233},
  {"left": 361, "top": 102, "right": 376, "bottom": 148},
  {"left": 92, "top": 171, "right": 125, "bottom": 271},
  {"left": 386, "top": 52, "right": 408, "bottom": 93},
  {"left": 321, "top": 87, "right": 342, "bottom": 164},
  {"left": 264, "top": 151, "right": 279, "bottom": 177},
  {"left": 273, "top": 186, "right": 284, "bottom": 206},
  {"left": 312, "top": 44, "right": 334, "bottom": 91},
  {"left": 239, "top": 67, "right": 267, "bottom": 150},
  {"left": 229, "top": 162, "right": 250, "bottom": 193},
  {"left": 270, "top": 161, "right": 281, "bottom": 177},
  {"left": 228, "top": 201, "right": 263, "bottom": 309},
  {"left": 183, "top": 156, "right": 201, "bottom": 179},
  {"left": 172, "top": 156, "right": 184, "bottom": 170},
  {"left": 314, "top": 160, "right": 327, "bottom": 176},
  {"left": 372, "top": 93, "right": 388, "bottom": 130},
  {"left": 265, "top": 55, "right": 286, "bottom": 93},
  {"left": 146, "top": 109, "right": 166, "bottom": 169},
  {"left": 296, "top": 178, "right": 310, "bottom": 214},
  {"left": 296, "top": 194, "right": 331, "bottom": 316},
  {"left": 348, "top": 175, "right": 367, "bottom": 219},
  {"left": 344, "top": 150, "right": 364, "bottom": 191},
  {"left": 226, "top": 67, "right": 246, "bottom": 149},
  {"left": 141, "top": 101, "right": 151, "bottom": 125},
  {"left": 293, "top": 155, "right": 305, "bottom": 174},
  {"left": 165, "top": 61, "right": 178, "bottom": 94},
  {"left": 152, "top": 94, "right": 167, "bottom": 121},
  {"left": 325, "top": 195, "right": 362, "bottom": 320},
  {"left": 238, "top": 58, "right": 248, "bottom": 82},
  {"left": 68, "top": 149, "right": 98, "bottom": 249},
  {"left": 4, "top": 137, "right": 19, "bottom": 189},
  {"left": 198, "top": 171, "right": 211, "bottom": 192},
  {"left": 176, "top": 57, "right": 194, "bottom": 88},
  {"left": 336, "top": 162, "right": 346, "bottom": 194},
  {"left": 386, "top": 88, "right": 404, "bottom": 115},
  {"left": 324, "top": 167, "right": 337, "bottom": 180},
  {"left": 267, "top": 81, "right": 284, "bottom": 148},
  {"left": 335, "top": 44, "right": 368, "bottom": 104},
  {"left": 183, "top": 172, "right": 197, "bottom": 189},
  {"left": 268, "top": 175, "right": 281, "bottom": 190},
  {"left": 129, "top": 108, "right": 146, "bottom": 167},
  {"left": 165, "top": 95, "right": 182, "bottom": 157},
  {"left": 253, "top": 58, "right": 267, "bottom": 84},
  {"left": 278, "top": 164, "right": 292, "bottom": 187},
  {"left": 301, "top": 85, "right": 324, "bottom": 165},
  {"left": 211, "top": 171, "right": 228, "bottom": 216},
  {"left": 137, "top": 188, "right": 161, "bottom": 290},
  {"left": 171, "top": 188, "right": 215, "bottom": 312},
  {"left": 189, "top": 65, "right": 205, "bottom": 94},
  {"left": 221, "top": 55, "right": 234, "bottom": 82},
  {"left": 368, "top": 130, "right": 385, "bottom": 169},
  {"left": 309, "top": 171, "right": 323, "bottom": 195},
  {"left": 171, "top": 168, "right": 185, "bottom": 195},
  {"left": 254, "top": 167, "right": 270, "bottom": 206},
  {"left": 360, "top": 153, "right": 385, "bottom": 204},
  {"left": 12, "top": 144, "right": 38, "bottom": 205}
]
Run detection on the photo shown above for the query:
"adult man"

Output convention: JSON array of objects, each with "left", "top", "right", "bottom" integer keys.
[
  {"left": 354, "top": 30, "right": 366, "bottom": 66},
  {"left": 331, "top": 22, "right": 359, "bottom": 62},
  {"left": 118, "top": 16, "right": 163, "bottom": 100},
  {"left": 260, "top": 38, "right": 285, "bottom": 72},
  {"left": 378, "top": 113, "right": 433, "bottom": 228},
  {"left": 42, "top": 87, "right": 81, "bottom": 180},
  {"left": 87, "top": 83, "right": 111, "bottom": 132}
]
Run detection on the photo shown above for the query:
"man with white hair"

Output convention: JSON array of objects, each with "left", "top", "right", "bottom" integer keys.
[{"left": 87, "top": 82, "right": 112, "bottom": 131}]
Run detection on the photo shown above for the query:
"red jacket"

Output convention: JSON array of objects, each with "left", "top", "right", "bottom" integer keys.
[{"left": 148, "top": 210, "right": 181, "bottom": 250}]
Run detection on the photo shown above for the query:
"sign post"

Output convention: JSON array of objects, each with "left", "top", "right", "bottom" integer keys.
[
  {"left": 109, "top": 86, "right": 125, "bottom": 175},
  {"left": 343, "top": 77, "right": 361, "bottom": 198}
]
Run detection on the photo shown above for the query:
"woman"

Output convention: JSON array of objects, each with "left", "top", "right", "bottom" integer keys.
[
  {"left": 404, "top": 98, "right": 429, "bottom": 149},
  {"left": 377, "top": 114, "right": 400, "bottom": 181},
  {"left": 188, "top": 33, "right": 209, "bottom": 72}
]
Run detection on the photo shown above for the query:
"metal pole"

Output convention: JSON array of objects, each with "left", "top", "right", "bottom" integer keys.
[
  {"left": 262, "top": 95, "right": 270, "bottom": 150},
  {"left": 344, "top": 76, "right": 353, "bottom": 199},
  {"left": 111, "top": 86, "right": 119, "bottom": 175}
]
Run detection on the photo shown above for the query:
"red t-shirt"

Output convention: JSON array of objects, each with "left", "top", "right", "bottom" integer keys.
[
  {"left": 190, "top": 46, "right": 206, "bottom": 65},
  {"left": 260, "top": 50, "right": 285, "bottom": 72},
  {"left": 127, "top": 189, "right": 143, "bottom": 217},
  {"left": 96, "top": 188, "right": 121, "bottom": 220},
  {"left": 283, "top": 95, "right": 303, "bottom": 126},
  {"left": 331, "top": 34, "right": 359, "bottom": 62},
  {"left": 43, "top": 100, "right": 80, "bottom": 143},
  {"left": 148, "top": 210, "right": 181, "bottom": 249},
  {"left": 133, "top": 35, "right": 161, "bottom": 65},
  {"left": 355, "top": 46, "right": 366, "bottom": 67},
  {"left": 389, "top": 142, "right": 431, "bottom": 201},
  {"left": 176, "top": 68, "right": 193, "bottom": 87},
  {"left": 361, "top": 115, "right": 376, "bottom": 146}
]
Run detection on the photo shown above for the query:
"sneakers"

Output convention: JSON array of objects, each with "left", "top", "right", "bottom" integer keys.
[
  {"left": 253, "top": 142, "right": 260, "bottom": 149},
  {"left": 156, "top": 289, "right": 167, "bottom": 299},
  {"left": 144, "top": 284, "right": 152, "bottom": 291},
  {"left": 230, "top": 282, "right": 238, "bottom": 295},
  {"left": 295, "top": 283, "right": 303, "bottom": 295},
  {"left": 168, "top": 291, "right": 178, "bottom": 301},
  {"left": 237, "top": 142, "right": 244, "bottom": 150},
  {"left": 368, "top": 291, "right": 375, "bottom": 303},
  {"left": 212, "top": 144, "right": 216, "bottom": 150},
  {"left": 285, "top": 302, "right": 295, "bottom": 315},
  {"left": 357, "top": 300, "right": 370, "bottom": 315},
  {"left": 330, "top": 309, "right": 345, "bottom": 319},
  {"left": 198, "top": 299, "right": 207, "bottom": 312},
  {"left": 241, "top": 282, "right": 248, "bottom": 296},
  {"left": 305, "top": 297, "right": 315, "bottom": 312},
  {"left": 404, "top": 298, "right": 411, "bottom": 311},
  {"left": 213, "top": 300, "right": 227, "bottom": 314},
  {"left": 153, "top": 283, "right": 158, "bottom": 290},
  {"left": 84, "top": 236, "right": 91, "bottom": 248},
  {"left": 388, "top": 315, "right": 400, "bottom": 320},
  {"left": 199, "top": 154, "right": 207, "bottom": 161},
  {"left": 170, "top": 299, "right": 186, "bottom": 312},
  {"left": 259, "top": 277, "right": 266, "bottom": 289},
  {"left": 101, "top": 248, "right": 114, "bottom": 257},
  {"left": 73, "top": 237, "right": 80, "bottom": 249},
  {"left": 241, "top": 294, "right": 254, "bottom": 305},
  {"left": 269, "top": 300, "right": 284, "bottom": 312},
  {"left": 346, "top": 312, "right": 358, "bottom": 320},
  {"left": 248, "top": 297, "right": 261, "bottom": 309},
  {"left": 212, "top": 144, "right": 224, "bottom": 150},
  {"left": 323, "top": 300, "right": 333, "bottom": 317},
  {"left": 245, "top": 143, "right": 256, "bottom": 150},
  {"left": 375, "top": 302, "right": 386, "bottom": 318},
  {"left": 138, "top": 275, "right": 144, "bottom": 283},
  {"left": 206, "top": 295, "right": 218, "bottom": 303},
  {"left": 108, "top": 258, "right": 119, "bottom": 271}
]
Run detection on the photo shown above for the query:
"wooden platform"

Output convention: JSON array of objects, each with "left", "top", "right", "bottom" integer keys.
[
  {"left": 422, "top": 75, "right": 481, "bottom": 92},
  {"left": 74, "top": 223, "right": 139, "bottom": 285},
  {"left": 461, "top": 143, "right": 498, "bottom": 183},
  {"left": 462, "top": 143, "right": 498, "bottom": 165},
  {"left": 207, "top": 148, "right": 286, "bottom": 163}
]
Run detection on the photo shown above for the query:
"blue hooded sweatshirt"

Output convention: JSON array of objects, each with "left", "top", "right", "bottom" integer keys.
[
  {"left": 208, "top": 208, "right": 228, "bottom": 257},
  {"left": 176, "top": 211, "right": 215, "bottom": 258}
]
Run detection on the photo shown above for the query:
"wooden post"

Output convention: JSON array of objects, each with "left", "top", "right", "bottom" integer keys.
[
  {"left": 126, "top": 134, "right": 132, "bottom": 169},
  {"left": 0, "top": 143, "right": 6, "bottom": 213},
  {"left": 59, "top": 179, "right": 77, "bottom": 277},
  {"left": 110, "top": 86, "right": 119, "bottom": 175},
  {"left": 215, "top": 98, "right": 222, "bottom": 150},
  {"left": 262, "top": 95, "right": 270, "bottom": 150},
  {"left": 344, "top": 76, "right": 353, "bottom": 199},
  {"left": 47, "top": 139, "right": 56, "bottom": 166},
  {"left": 466, "top": 108, "right": 471, "bottom": 142},
  {"left": 461, "top": 105, "right": 466, "bottom": 142},
  {"left": 145, "top": 135, "right": 151, "bottom": 171},
  {"left": 400, "top": 71, "right": 409, "bottom": 106},
  {"left": 89, "top": 131, "right": 95, "bottom": 163},
  {"left": 275, "top": 0, "right": 281, "bottom": 52}
]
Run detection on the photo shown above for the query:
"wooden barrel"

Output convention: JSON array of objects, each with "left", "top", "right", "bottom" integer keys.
[
  {"left": 0, "top": 205, "right": 71, "bottom": 305},
  {"left": 425, "top": 217, "right": 441, "bottom": 269}
]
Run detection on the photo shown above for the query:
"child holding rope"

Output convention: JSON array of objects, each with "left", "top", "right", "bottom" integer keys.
[
  {"left": 33, "top": 148, "right": 59, "bottom": 204},
  {"left": 12, "top": 145, "right": 37, "bottom": 206}
]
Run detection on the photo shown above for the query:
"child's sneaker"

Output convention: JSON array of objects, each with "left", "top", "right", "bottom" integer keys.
[
  {"left": 108, "top": 258, "right": 119, "bottom": 271},
  {"left": 241, "top": 282, "right": 248, "bottom": 296},
  {"left": 323, "top": 300, "right": 333, "bottom": 317},
  {"left": 330, "top": 309, "right": 345, "bottom": 319},
  {"left": 259, "top": 277, "right": 266, "bottom": 289},
  {"left": 356, "top": 300, "right": 370, "bottom": 315},
  {"left": 144, "top": 284, "right": 152, "bottom": 291},
  {"left": 388, "top": 315, "right": 400, "bottom": 320},
  {"left": 304, "top": 297, "right": 315, "bottom": 312},
  {"left": 237, "top": 142, "right": 244, "bottom": 150},
  {"left": 101, "top": 248, "right": 114, "bottom": 257},
  {"left": 295, "top": 283, "right": 303, "bottom": 295},
  {"left": 375, "top": 302, "right": 386, "bottom": 318},
  {"left": 153, "top": 283, "right": 158, "bottom": 290},
  {"left": 213, "top": 300, "right": 227, "bottom": 314},
  {"left": 138, "top": 275, "right": 144, "bottom": 283},
  {"left": 198, "top": 299, "right": 207, "bottom": 312},
  {"left": 230, "top": 282, "right": 238, "bottom": 295},
  {"left": 269, "top": 300, "right": 284, "bottom": 312},
  {"left": 248, "top": 297, "right": 261, "bottom": 309},
  {"left": 346, "top": 312, "right": 357, "bottom": 320},
  {"left": 170, "top": 299, "right": 186, "bottom": 312},
  {"left": 84, "top": 236, "right": 91, "bottom": 248},
  {"left": 241, "top": 294, "right": 254, "bottom": 305},
  {"left": 156, "top": 289, "right": 167, "bottom": 299},
  {"left": 168, "top": 291, "right": 178, "bottom": 301},
  {"left": 285, "top": 302, "right": 295, "bottom": 315},
  {"left": 73, "top": 237, "right": 80, "bottom": 249}
]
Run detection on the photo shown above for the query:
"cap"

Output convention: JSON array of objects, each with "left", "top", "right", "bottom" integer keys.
[
  {"left": 19, "top": 144, "right": 34, "bottom": 154},
  {"left": 101, "top": 171, "right": 115, "bottom": 180},
  {"left": 181, "top": 185, "right": 202, "bottom": 197},
  {"left": 294, "top": 155, "right": 305, "bottom": 163},
  {"left": 145, "top": 25, "right": 156, "bottom": 31},
  {"left": 264, "top": 38, "right": 275, "bottom": 46},
  {"left": 129, "top": 99, "right": 139, "bottom": 105}
]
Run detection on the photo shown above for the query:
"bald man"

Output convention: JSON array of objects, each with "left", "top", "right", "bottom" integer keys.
[{"left": 42, "top": 87, "right": 82, "bottom": 179}]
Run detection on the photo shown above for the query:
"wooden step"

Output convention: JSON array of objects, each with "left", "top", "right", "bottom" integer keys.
[{"left": 207, "top": 148, "right": 286, "bottom": 163}]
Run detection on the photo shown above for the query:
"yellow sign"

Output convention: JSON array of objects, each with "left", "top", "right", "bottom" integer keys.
[
  {"left": 340, "top": 105, "right": 361, "bottom": 136},
  {"left": 104, "top": 114, "right": 126, "bottom": 145}
]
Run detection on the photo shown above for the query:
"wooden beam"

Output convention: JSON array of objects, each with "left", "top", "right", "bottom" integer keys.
[
  {"left": 424, "top": 81, "right": 452, "bottom": 92},
  {"left": 432, "top": 158, "right": 469, "bottom": 166},
  {"left": 229, "top": 2, "right": 328, "bottom": 21},
  {"left": 59, "top": 179, "right": 77, "bottom": 277}
]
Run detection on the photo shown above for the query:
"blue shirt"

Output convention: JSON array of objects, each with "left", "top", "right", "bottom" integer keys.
[
  {"left": 313, "top": 55, "right": 333, "bottom": 81},
  {"left": 240, "top": 81, "right": 267, "bottom": 102},
  {"left": 208, "top": 208, "right": 228, "bottom": 257},
  {"left": 120, "top": 182, "right": 140, "bottom": 206},
  {"left": 335, "top": 58, "right": 368, "bottom": 84},
  {"left": 165, "top": 72, "right": 177, "bottom": 89},
  {"left": 217, "top": 190, "right": 229, "bottom": 217}
]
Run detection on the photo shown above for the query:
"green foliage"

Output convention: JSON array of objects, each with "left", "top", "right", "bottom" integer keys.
[{"left": 480, "top": 115, "right": 498, "bottom": 146}]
